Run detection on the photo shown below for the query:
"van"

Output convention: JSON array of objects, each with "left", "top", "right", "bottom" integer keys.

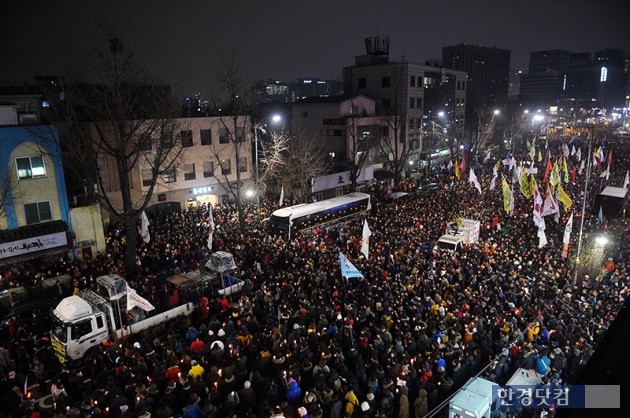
[{"left": 433, "top": 233, "right": 465, "bottom": 252}]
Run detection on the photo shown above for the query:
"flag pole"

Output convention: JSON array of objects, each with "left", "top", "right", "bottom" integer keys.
[{"left": 574, "top": 131, "right": 593, "bottom": 285}]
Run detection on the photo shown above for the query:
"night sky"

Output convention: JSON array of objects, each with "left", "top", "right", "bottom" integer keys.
[{"left": 2, "top": 0, "right": 629, "bottom": 99}]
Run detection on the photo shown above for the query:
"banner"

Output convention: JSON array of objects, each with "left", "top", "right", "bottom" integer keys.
[
  {"left": 556, "top": 184, "right": 573, "bottom": 210},
  {"left": 519, "top": 167, "right": 532, "bottom": 198},
  {"left": 361, "top": 219, "right": 371, "bottom": 259},
  {"left": 533, "top": 180, "right": 544, "bottom": 229},
  {"left": 339, "top": 252, "right": 364, "bottom": 279},
  {"left": 127, "top": 287, "right": 156, "bottom": 311},
  {"left": 562, "top": 213, "right": 573, "bottom": 258}
]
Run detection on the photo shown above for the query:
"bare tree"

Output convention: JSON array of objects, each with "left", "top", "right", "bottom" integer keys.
[
  {"left": 42, "top": 38, "right": 185, "bottom": 275},
  {"left": 0, "top": 167, "right": 16, "bottom": 221},
  {"left": 279, "top": 133, "right": 332, "bottom": 204},
  {"left": 345, "top": 101, "right": 381, "bottom": 192}
]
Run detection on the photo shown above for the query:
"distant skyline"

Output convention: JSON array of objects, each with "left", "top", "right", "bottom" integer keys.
[{"left": 2, "top": 0, "right": 629, "bottom": 99}]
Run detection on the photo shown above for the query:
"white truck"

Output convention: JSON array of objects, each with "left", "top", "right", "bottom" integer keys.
[
  {"left": 50, "top": 274, "right": 196, "bottom": 364},
  {"left": 434, "top": 218, "right": 480, "bottom": 252},
  {"left": 50, "top": 252, "right": 244, "bottom": 364}
]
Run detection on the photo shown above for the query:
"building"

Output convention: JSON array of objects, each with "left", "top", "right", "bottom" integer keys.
[
  {"left": 98, "top": 116, "right": 254, "bottom": 216},
  {"left": 294, "top": 77, "right": 342, "bottom": 100},
  {"left": 343, "top": 36, "right": 467, "bottom": 151},
  {"left": 442, "top": 43, "right": 511, "bottom": 122},
  {"left": 0, "top": 104, "right": 73, "bottom": 265}
]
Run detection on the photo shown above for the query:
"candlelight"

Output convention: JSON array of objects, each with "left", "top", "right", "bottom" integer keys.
[{"left": 178, "top": 372, "right": 181, "bottom": 378}]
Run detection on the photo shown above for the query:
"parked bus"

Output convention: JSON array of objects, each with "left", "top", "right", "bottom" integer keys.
[{"left": 268, "top": 193, "right": 371, "bottom": 239}]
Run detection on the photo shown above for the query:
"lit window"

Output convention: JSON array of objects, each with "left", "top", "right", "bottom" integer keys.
[
  {"left": 600, "top": 67, "right": 608, "bottom": 82},
  {"left": 16, "top": 156, "right": 46, "bottom": 179},
  {"left": 162, "top": 169, "right": 176, "bottom": 183}
]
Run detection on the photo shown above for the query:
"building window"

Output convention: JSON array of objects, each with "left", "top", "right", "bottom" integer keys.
[
  {"left": 200, "top": 129, "right": 212, "bottom": 145},
  {"left": 302, "top": 111, "right": 309, "bottom": 117},
  {"left": 358, "top": 78, "right": 367, "bottom": 89},
  {"left": 220, "top": 159, "right": 231, "bottom": 175},
  {"left": 219, "top": 128, "right": 229, "bottom": 144},
  {"left": 235, "top": 127, "right": 245, "bottom": 142},
  {"left": 238, "top": 157, "right": 247, "bottom": 173},
  {"left": 160, "top": 132, "right": 174, "bottom": 147},
  {"left": 203, "top": 161, "right": 214, "bottom": 178},
  {"left": 416, "top": 98, "right": 422, "bottom": 110},
  {"left": 409, "top": 98, "right": 415, "bottom": 109},
  {"left": 180, "top": 130, "right": 193, "bottom": 147},
  {"left": 24, "top": 201, "right": 52, "bottom": 224},
  {"left": 382, "top": 77, "right": 391, "bottom": 88},
  {"left": 323, "top": 118, "right": 345, "bottom": 125},
  {"left": 141, "top": 169, "right": 153, "bottom": 187},
  {"left": 162, "top": 168, "right": 176, "bottom": 183},
  {"left": 16, "top": 156, "right": 46, "bottom": 179},
  {"left": 184, "top": 164, "right": 196, "bottom": 180},
  {"left": 326, "top": 129, "right": 343, "bottom": 136},
  {"left": 410, "top": 76, "right": 416, "bottom": 87},
  {"left": 138, "top": 133, "right": 152, "bottom": 151}
]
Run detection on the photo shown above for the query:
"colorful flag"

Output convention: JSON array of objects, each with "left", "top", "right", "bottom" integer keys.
[
  {"left": 454, "top": 159, "right": 461, "bottom": 180},
  {"left": 502, "top": 176, "right": 511, "bottom": 215},
  {"left": 571, "top": 167, "right": 576, "bottom": 183},
  {"left": 460, "top": 155, "right": 467, "bottom": 173},
  {"left": 126, "top": 282, "right": 156, "bottom": 311},
  {"left": 279, "top": 185, "right": 285, "bottom": 206},
  {"left": 562, "top": 212, "right": 573, "bottom": 258},
  {"left": 207, "top": 205, "right": 215, "bottom": 250},
  {"left": 140, "top": 211, "right": 150, "bottom": 244},
  {"left": 607, "top": 149, "right": 613, "bottom": 166},
  {"left": 543, "top": 159, "right": 553, "bottom": 183},
  {"left": 361, "top": 219, "right": 371, "bottom": 259},
  {"left": 542, "top": 186, "right": 559, "bottom": 217},
  {"left": 469, "top": 168, "right": 482, "bottom": 194},
  {"left": 623, "top": 170, "right": 629, "bottom": 189},
  {"left": 556, "top": 183, "right": 573, "bottom": 210},
  {"left": 549, "top": 161, "right": 560, "bottom": 189},
  {"left": 538, "top": 150, "right": 543, "bottom": 163},
  {"left": 339, "top": 252, "right": 364, "bottom": 279},
  {"left": 519, "top": 167, "right": 532, "bottom": 198}
]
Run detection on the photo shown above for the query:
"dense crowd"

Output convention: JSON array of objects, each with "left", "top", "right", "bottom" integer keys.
[{"left": 1, "top": 133, "right": 629, "bottom": 418}]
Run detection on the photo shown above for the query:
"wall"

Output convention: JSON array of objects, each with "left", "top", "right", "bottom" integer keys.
[{"left": 69, "top": 203, "right": 107, "bottom": 259}]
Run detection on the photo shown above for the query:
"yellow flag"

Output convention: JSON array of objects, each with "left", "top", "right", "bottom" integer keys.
[
  {"left": 538, "top": 150, "right": 543, "bottom": 162},
  {"left": 549, "top": 161, "right": 560, "bottom": 189},
  {"left": 495, "top": 160, "right": 502, "bottom": 170},
  {"left": 454, "top": 159, "right": 461, "bottom": 180},
  {"left": 530, "top": 174, "right": 536, "bottom": 194},
  {"left": 556, "top": 183, "right": 573, "bottom": 210},
  {"left": 502, "top": 176, "right": 511, "bottom": 214},
  {"left": 519, "top": 167, "right": 532, "bottom": 198},
  {"left": 562, "top": 157, "right": 569, "bottom": 183}
]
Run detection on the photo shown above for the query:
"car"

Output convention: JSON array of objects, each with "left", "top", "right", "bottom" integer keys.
[
  {"left": 416, "top": 183, "right": 442, "bottom": 196},
  {"left": 1, "top": 299, "right": 57, "bottom": 338},
  {"left": 385, "top": 191, "right": 411, "bottom": 204}
]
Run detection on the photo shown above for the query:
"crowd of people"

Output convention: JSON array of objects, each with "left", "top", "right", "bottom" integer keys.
[{"left": 0, "top": 133, "right": 629, "bottom": 418}]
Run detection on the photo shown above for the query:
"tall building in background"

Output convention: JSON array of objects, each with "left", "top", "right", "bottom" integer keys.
[
  {"left": 295, "top": 77, "right": 342, "bottom": 100},
  {"left": 442, "top": 43, "right": 511, "bottom": 125},
  {"left": 343, "top": 36, "right": 467, "bottom": 147}
]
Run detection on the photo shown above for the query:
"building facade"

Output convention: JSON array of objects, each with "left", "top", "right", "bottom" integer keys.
[
  {"left": 98, "top": 116, "right": 254, "bottom": 218},
  {"left": 0, "top": 106, "right": 72, "bottom": 265}
]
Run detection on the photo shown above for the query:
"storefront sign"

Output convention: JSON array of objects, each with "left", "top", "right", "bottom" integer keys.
[{"left": 0, "top": 231, "right": 68, "bottom": 260}]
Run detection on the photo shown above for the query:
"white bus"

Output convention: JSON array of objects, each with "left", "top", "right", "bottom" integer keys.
[{"left": 268, "top": 193, "right": 371, "bottom": 239}]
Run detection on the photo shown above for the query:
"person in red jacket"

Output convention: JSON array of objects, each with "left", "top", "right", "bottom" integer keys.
[
  {"left": 165, "top": 361, "right": 182, "bottom": 382},
  {"left": 190, "top": 337, "right": 205, "bottom": 353}
]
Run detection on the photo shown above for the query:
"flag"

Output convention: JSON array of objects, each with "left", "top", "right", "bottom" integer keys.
[
  {"left": 529, "top": 144, "right": 535, "bottom": 160},
  {"left": 570, "top": 145, "right": 576, "bottom": 156},
  {"left": 502, "top": 176, "right": 511, "bottom": 214},
  {"left": 207, "top": 205, "right": 215, "bottom": 250},
  {"left": 549, "top": 161, "right": 560, "bottom": 189},
  {"left": 447, "top": 159, "right": 453, "bottom": 170},
  {"left": 562, "top": 157, "right": 569, "bottom": 183},
  {"left": 519, "top": 167, "right": 532, "bottom": 198},
  {"left": 126, "top": 284, "right": 156, "bottom": 311},
  {"left": 607, "top": 149, "right": 613, "bottom": 166},
  {"left": 624, "top": 170, "right": 629, "bottom": 188},
  {"left": 454, "top": 159, "right": 461, "bottom": 180},
  {"left": 543, "top": 159, "right": 553, "bottom": 183},
  {"left": 578, "top": 159, "right": 585, "bottom": 175},
  {"left": 279, "top": 185, "right": 285, "bottom": 206},
  {"left": 484, "top": 149, "right": 491, "bottom": 162},
  {"left": 533, "top": 180, "right": 545, "bottom": 229},
  {"left": 576, "top": 147, "right": 581, "bottom": 161},
  {"left": 469, "top": 168, "right": 482, "bottom": 194},
  {"left": 598, "top": 206, "right": 603, "bottom": 224},
  {"left": 460, "top": 155, "right": 467, "bottom": 173},
  {"left": 605, "top": 163, "right": 610, "bottom": 181},
  {"left": 538, "top": 150, "right": 543, "bottom": 163},
  {"left": 339, "top": 252, "right": 364, "bottom": 279},
  {"left": 562, "top": 213, "right": 573, "bottom": 258},
  {"left": 542, "top": 186, "right": 559, "bottom": 217},
  {"left": 537, "top": 227, "right": 548, "bottom": 248},
  {"left": 140, "top": 211, "right": 150, "bottom": 244},
  {"left": 489, "top": 165, "right": 498, "bottom": 190},
  {"left": 571, "top": 167, "right": 576, "bottom": 183},
  {"left": 562, "top": 143, "right": 570, "bottom": 157},
  {"left": 556, "top": 183, "right": 573, "bottom": 210},
  {"left": 360, "top": 219, "right": 371, "bottom": 259}
]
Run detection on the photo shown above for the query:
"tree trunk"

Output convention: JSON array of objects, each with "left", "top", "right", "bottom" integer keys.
[{"left": 124, "top": 215, "right": 139, "bottom": 278}]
